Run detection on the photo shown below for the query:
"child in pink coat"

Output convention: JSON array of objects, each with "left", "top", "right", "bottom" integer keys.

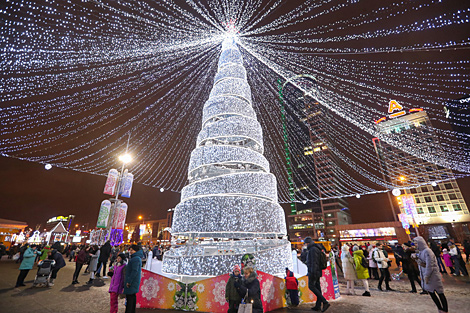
[
  {"left": 441, "top": 249, "right": 454, "bottom": 274},
  {"left": 109, "top": 253, "right": 127, "bottom": 313}
]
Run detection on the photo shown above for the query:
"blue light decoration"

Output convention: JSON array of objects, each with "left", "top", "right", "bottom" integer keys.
[{"left": 110, "top": 229, "right": 124, "bottom": 246}]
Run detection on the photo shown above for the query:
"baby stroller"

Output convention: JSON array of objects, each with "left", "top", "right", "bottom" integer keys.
[{"left": 33, "top": 259, "right": 56, "bottom": 287}]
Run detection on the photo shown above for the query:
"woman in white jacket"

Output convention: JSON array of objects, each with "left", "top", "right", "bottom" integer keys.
[{"left": 341, "top": 245, "right": 357, "bottom": 295}]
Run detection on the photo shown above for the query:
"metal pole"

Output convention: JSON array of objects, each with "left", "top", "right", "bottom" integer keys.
[{"left": 372, "top": 138, "right": 398, "bottom": 222}]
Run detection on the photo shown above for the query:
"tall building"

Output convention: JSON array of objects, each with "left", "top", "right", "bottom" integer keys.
[
  {"left": 374, "top": 110, "right": 470, "bottom": 242},
  {"left": 287, "top": 95, "right": 351, "bottom": 246}
]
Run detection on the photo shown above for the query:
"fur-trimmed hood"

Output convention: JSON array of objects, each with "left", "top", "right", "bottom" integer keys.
[{"left": 244, "top": 270, "right": 257, "bottom": 284}]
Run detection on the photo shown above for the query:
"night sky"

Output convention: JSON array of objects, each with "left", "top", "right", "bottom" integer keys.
[{"left": 1, "top": 0, "right": 469, "bottom": 230}]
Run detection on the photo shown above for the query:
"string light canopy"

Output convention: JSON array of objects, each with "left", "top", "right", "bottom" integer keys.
[{"left": 1, "top": 0, "right": 470, "bottom": 204}]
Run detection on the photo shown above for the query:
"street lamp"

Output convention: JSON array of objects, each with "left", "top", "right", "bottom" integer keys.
[{"left": 105, "top": 152, "right": 133, "bottom": 244}]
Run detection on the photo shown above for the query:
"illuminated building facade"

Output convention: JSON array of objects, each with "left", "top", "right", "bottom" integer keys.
[
  {"left": 288, "top": 99, "right": 351, "bottom": 246},
  {"left": 374, "top": 110, "right": 470, "bottom": 242}
]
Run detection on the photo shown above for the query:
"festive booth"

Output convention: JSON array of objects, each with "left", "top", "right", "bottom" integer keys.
[{"left": 137, "top": 258, "right": 340, "bottom": 311}]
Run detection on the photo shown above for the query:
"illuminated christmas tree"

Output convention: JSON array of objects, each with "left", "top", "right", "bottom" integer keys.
[{"left": 162, "top": 36, "right": 292, "bottom": 276}]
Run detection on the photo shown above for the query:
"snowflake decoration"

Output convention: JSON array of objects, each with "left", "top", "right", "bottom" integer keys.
[
  {"left": 309, "top": 292, "right": 315, "bottom": 301},
  {"left": 324, "top": 270, "right": 330, "bottom": 277},
  {"left": 299, "top": 280, "right": 306, "bottom": 288},
  {"left": 320, "top": 276, "right": 329, "bottom": 292},
  {"left": 257, "top": 273, "right": 263, "bottom": 280},
  {"left": 158, "top": 298, "right": 165, "bottom": 305},
  {"left": 279, "top": 281, "right": 285, "bottom": 290},
  {"left": 168, "top": 282, "right": 175, "bottom": 291},
  {"left": 141, "top": 277, "right": 159, "bottom": 301},
  {"left": 212, "top": 280, "right": 226, "bottom": 305},
  {"left": 206, "top": 300, "right": 212, "bottom": 308},
  {"left": 136, "top": 303, "right": 141, "bottom": 308},
  {"left": 261, "top": 279, "right": 274, "bottom": 303},
  {"left": 197, "top": 283, "right": 205, "bottom": 293}
]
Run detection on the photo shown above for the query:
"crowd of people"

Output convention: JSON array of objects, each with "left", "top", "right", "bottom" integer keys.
[
  {"left": 5, "top": 241, "right": 168, "bottom": 313},
  {"left": 328, "top": 238, "right": 469, "bottom": 313},
  {"left": 3, "top": 237, "right": 469, "bottom": 313}
]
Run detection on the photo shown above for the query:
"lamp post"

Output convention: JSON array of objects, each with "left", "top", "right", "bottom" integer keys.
[{"left": 105, "top": 153, "right": 133, "bottom": 243}]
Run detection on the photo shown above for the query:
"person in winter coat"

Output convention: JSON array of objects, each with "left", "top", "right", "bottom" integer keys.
[
  {"left": 87, "top": 245, "right": 100, "bottom": 284},
  {"left": 285, "top": 268, "right": 300, "bottom": 306},
  {"left": 372, "top": 243, "right": 394, "bottom": 291},
  {"left": 441, "top": 249, "right": 454, "bottom": 274},
  {"left": 72, "top": 246, "right": 89, "bottom": 284},
  {"left": 414, "top": 236, "right": 448, "bottom": 313},
  {"left": 39, "top": 245, "right": 51, "bottom": 261},
  {"left": 48, "top": 248, "right": 66, "bottom": 286},
  {"left": 429, "top": 241, "right": 446, "bottom": 274},
  {"left": 367, "top": 245, "right": 379, "bottom": 280},
  {"left": 352, "top": 246, "right": 370, "bottom": 296},
  {"left": 464, "top": 239, "right": 470, "bottom": 264},
  {"left": 225, "top": 265, "right": 243, "bottom": 313},
  {"left": 97, "top": 240, "right": 112, "bottom": 278},
  {"left": 342, "top": 245, "right": 357, "bottom": 295},
  {"left": 449, "top": 245, "right": 463, "bottom": 276},
  {"left": 15, "top": 244, "right": 39, "bottom": 287},
  {"left": 234, "top": 266, "right": 263, "bottom": 313},
  {"left": 109, "top": 253, "right": 127, "bottom": 313},
  {"left": 401, "top": 242, "right": 426, "bottom": 294},
  {"left": 124, "top": 244, "right": 143, "bottom": 313},
  {"left": 305, "top": 237, "right": 330, "bottom": 312}
]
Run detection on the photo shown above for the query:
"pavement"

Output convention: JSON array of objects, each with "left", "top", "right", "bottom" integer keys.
[{"left": 0, "top": 255, "right": 469, "bottom": 313}]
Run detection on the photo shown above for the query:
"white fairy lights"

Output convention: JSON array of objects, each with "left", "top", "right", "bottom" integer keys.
[
  {"left": 1, "top": 0, "right": 469, "bottom": 204},
  {"left": 163, "top": 37, "right": 292, "bottom": 276}
]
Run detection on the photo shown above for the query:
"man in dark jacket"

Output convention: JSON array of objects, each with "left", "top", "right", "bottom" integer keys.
[
  {"left": 48, "top": 248, "right": 66, "bottom": 286},
  {"left": 429, "top": 241, "right": 446, "bottom": 273},
  {"left": 463, "top": 240, "right": 470, "bottom": 264},
  {"left": 401, "top": 242, "right": 426, "bottom": 294},
  {"left": 124, "top": 244, "right": 143, "bottom": 313},
  {"left": 305, "top": 237, "right": 330, "bottom": 312},
  {"left": 97, "top": 240, "right": 112, "bottom": 278},
  {"left": 72, "top": 246, "right": 88, "bottom": 284}
]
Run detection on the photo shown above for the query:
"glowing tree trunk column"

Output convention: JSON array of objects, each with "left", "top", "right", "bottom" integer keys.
[{"left": 162, "top": 37, "right": 292, "bottom": 276}]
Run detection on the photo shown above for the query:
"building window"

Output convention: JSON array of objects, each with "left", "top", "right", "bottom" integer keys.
[
  {"left": 428, "top": 206, "right": 436, "bottom": 213},
  {"left": 410, "top": 188, "right": 417, "bottom": 193},
  {"left": 417, "top": 207, "right": 424, "bottom": 214},
  {"left": 432, "top": 185, "right": 440, "bottom": 191},
  {"left": 421, "top": 186, "right": 429, "bottom": 192},
  {"left": 424, "top": 196, "right": 432, "bottom": 203},
  {"left": 415, "top": 198, "right": 421, "bottom": 203},
  {"left": 444, "top": 183, "right": 453, "bottom": 190},
  {"left": 327, "top": 221, "right": 335, "bottom": 226},
  {"left": 328, "top": 229, "right": 335, "bottom": 233},
  {"left": 436, "top": 195, "right": 445, "bottom": 201},
  {"left": 440, "top": 205, "right": 448, "bottom": 212},
  {"left": 453, "top": 204, "right": 462, "bottom": 211},
  {"left": 449, "top": 194, "right": 457, "bottom": 200}
]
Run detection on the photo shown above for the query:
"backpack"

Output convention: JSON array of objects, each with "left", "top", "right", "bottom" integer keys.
[
  {"left": 361, "top": 256, "right": 368, "bottom": 268},
  {"left": 319, "top": 249, "right": 328, "bottom": 270}
]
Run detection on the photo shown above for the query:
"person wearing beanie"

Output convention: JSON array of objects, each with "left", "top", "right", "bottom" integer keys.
[
  {"left": 123, "top": 244, "right": 143, "bottom": 313},
  {"left": 441, "top": 248, "right": 454, "bottom": 274},
  {"left": 225, "top": 265, "right": 243, "bottom": 313},
  {"left": 285, "top": 268, "right": 300, "bottom": 306},
  {"left": 109, "top": 252, "right": 127, "bottom": 313},
  {"left": 352, "top": 245, "right": 371, "bottom": 296},
  {"left": 401, "top": 242, "right": 427, "bottom": 294},
  {"left": 39, "top": 245, "right": 51, "bottom": 261},
  {"left": 72, "top": 245, "right": 89, "bottom": 284},
  {"left": 342, "top": 245, "right": 357, "bottom": 295},
  {"left": 15, "top": 244, "right": 39, "bottom": 287},
  {"left": 305, "top": 237, "right": 330, "bottom": 312}
]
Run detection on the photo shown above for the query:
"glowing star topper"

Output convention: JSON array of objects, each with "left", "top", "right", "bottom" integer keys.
[{"left": 225, "top": 19, "right": 238, "bottom": 36}]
